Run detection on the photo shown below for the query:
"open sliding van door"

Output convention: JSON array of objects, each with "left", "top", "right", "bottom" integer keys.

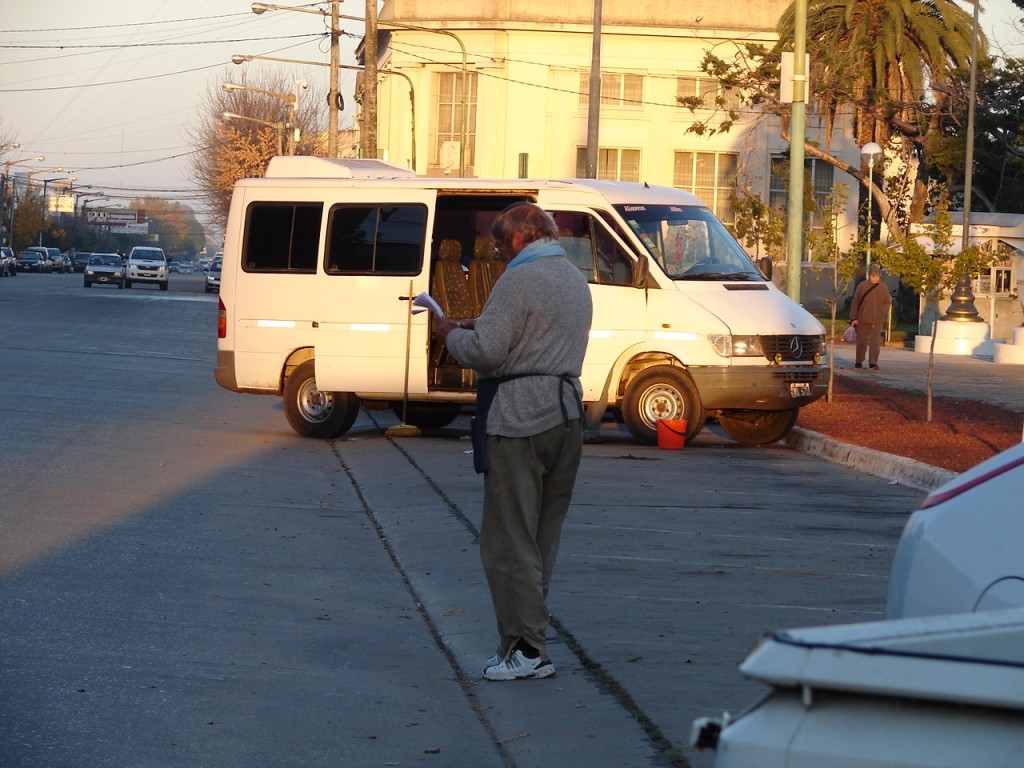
[{"left": 313, "top": 189, "right": 437, "bottom": 395}]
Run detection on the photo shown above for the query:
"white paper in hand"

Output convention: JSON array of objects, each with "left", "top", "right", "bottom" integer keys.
[{"left": 412, "top": 292, "right": 445, "bottom": 318}]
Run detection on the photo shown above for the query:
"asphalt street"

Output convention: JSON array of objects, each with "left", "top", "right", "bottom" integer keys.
[{"left": 2, "top": 272, "right": 1016, "bottom": 767}]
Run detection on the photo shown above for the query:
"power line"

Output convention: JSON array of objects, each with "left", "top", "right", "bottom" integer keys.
[{"left": 0, "top": 33, "right": 325, "bottom": 51}]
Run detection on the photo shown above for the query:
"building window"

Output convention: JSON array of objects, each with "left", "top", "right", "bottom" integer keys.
[
  {"left": 673, "top": 152, "right": 738, "bottom": 224},
  {"left": 769, "top": 156, "right": 836, "bottom": 234},
  {"left": 575, "top": 148, "right": 641, "bottom": 182},
  {"left": 677, "top": 76, "right": 743, "bottom": 112},
  {"left": 580, "top": 72, "right": 644, "bottom": 107},
  {"left": 431, "top": 72, "right": 478, "bottom": 171}
]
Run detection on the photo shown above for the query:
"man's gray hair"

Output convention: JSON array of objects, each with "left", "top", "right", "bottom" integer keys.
[{"left": 492, "top": 202, "right": 559, "bottom": 246}]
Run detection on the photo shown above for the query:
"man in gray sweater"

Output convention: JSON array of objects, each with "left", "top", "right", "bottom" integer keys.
[{"left": 436, "top": 202, "right": 592, "bottom": 680}]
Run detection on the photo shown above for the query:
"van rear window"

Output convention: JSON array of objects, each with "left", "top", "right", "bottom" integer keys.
[
  {"left": 243, "top": 203, "right": 323, "bottom": 273},
  {"left": 325, "top": 204, "right": 426, "bottom": 275}
]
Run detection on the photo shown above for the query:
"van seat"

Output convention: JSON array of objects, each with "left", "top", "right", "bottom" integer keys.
[
  {"left": 469, "top": 236, "right": 505, "bottom": 313},
  {"left": 432, "top": 240, "right": 474, "bottom": 319}
]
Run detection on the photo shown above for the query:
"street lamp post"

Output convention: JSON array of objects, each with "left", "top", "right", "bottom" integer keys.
[
  {"left": 2, "top": 154, "right": 44, "bottom": 246},
  {"left": 223, "top": 82, "right": 301, "bottom": 154},
  {"left": 943, "top": 0, "right": 983, "bottom": 323},
  {"left": 232, "top": 54, "right": 417, "bottom": 170},
  {"left": 860, "top": 142, "right": 883, "bottom": 272},
  {"left": 251, "top": 1, "right": 341, "bottom": 158}
]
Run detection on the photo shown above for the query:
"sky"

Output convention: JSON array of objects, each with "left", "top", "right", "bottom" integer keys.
[
  {"left": 1, "top": 1, "right": 368, "bottom": 229},
  {"left": 2, "top": 1, "right": 1022, "bottom": 233}
]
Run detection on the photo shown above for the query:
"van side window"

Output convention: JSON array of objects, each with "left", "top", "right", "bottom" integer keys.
[
  {"left": 551, "top": 210, "right": 633, "bottom": 286},
  {"left": 326, "top": 204, "right": 427, "bottom": 275},
  {"left": 243, "top": 203, "right": 323, "bottom": 273}
]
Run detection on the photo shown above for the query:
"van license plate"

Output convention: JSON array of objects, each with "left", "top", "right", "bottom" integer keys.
[{"left": 790, "top": 383, "right": 811, "bottom": 397}]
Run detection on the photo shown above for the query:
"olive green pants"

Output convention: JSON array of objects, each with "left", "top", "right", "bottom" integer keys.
[{"left": 481, "top": 420, "right": 583, "bottom": 662}]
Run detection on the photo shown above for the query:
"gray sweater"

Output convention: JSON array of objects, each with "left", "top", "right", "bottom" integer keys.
[{"left": 444, "top": 251, "right": 592, "bottom": 438}]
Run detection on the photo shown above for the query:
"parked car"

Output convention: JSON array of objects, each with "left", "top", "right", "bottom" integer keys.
[
  {"left": 887, "top": 441, "right": 1024, "bottom": 619},
  {"left": 73, "top": 252, "right": 93, "bottom": 272},
  {"left": 22, "top": 246, "right": 52, "bottom": 272},
  {"left": 124, "top": 246, "right": 168, "bottom": 290},
  {"left": 691, "top": 442, "right": 1024, "bottom": 768},
  {"left": 205, "top": 258, "right": 221, "bottom": 293},
  {"left": 83, "top": 253, "right": 125, "bottom": 289},
  {"left": 15, "top": 251, "right": 48, "bottom": 273},
  {"left": 46, "top": 247, "right": 66, "bottom": 273},
  {"left": 1, "top": 246, "right": 16, "bottom": 277},
  {"left": 691, "top": 608, "right": 1024, "bottom": 768}
]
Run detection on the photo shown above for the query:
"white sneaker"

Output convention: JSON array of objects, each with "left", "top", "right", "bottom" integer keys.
[
  {"left": 483, "top": 650, "right": 555, "bottom": 681},
  {"left": 483, "top": 654, "right": 503, "bottom": 673}
]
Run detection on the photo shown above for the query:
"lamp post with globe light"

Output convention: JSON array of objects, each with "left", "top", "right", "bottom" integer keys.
[{"left": 860, "top": 142, "right": 883, "bottom": 273}]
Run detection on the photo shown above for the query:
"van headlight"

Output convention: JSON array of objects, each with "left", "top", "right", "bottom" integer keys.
[{"left": 707, "top": 334, "right": 764, "bottom": 358}]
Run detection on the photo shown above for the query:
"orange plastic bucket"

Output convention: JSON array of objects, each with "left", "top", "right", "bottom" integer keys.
[{"left": 656, "top": 419, "right": 687, "bottom": 450}]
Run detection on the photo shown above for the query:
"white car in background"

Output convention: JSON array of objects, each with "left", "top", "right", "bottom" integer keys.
[{"left": 124, "top": 246, "right": 168, "bottom": 291}]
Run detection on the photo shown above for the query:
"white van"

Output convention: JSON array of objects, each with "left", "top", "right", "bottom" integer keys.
[{"left": 215, "top": 157, "right": 827, "bottom": 445}]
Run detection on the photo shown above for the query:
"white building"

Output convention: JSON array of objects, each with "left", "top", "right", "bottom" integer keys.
[{"left": 364, "top": 0, "right": 865, "bottom": 287}]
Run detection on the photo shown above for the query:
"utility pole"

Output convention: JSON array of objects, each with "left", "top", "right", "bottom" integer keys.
[
  {"left": 585, "top": 0, "right": 603, "bottom": 178},
  {"left": 363, "top": 0, "right": 379, "bottom": 159},
  {"left": 785, "top": 0, "right": 808, "bottom": 304},
  {"left": 329, "top": 0, "right": 340, "bottom": 158}
]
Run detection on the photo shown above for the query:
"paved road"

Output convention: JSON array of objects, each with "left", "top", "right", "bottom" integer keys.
[{"left": 0, "top": 273, "right": 936, "bottom": 767}]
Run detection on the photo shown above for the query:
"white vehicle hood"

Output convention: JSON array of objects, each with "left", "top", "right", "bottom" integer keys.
[{"left": 679, "top": 281, "right": 825, "bottom": 336}]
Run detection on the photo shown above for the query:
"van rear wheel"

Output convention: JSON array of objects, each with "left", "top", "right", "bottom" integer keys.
[
  {"left": 718, "top": 408, "right": 798, "bottom": 446},
  {"left": 622, "top": 366, "right": 705, "bottom": 445},
  {"left": 283, "top": 360, "right": 359, "bottom": 439}
]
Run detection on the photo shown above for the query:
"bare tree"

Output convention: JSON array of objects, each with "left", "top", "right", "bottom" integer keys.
[{"left": 188, "top": 68, "right": 326, "bottom": 230}]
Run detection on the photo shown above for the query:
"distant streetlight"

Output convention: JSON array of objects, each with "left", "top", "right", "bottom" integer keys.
[
  {"left": 860, "top": 142, "right": 883, "bottom": 272},
  {"left": 223, "top": 81, "right": 303, "bottom": 155},
  {"left": 1, "top": 142, "right": 21, "bottom": 151},
  {"left": 223, "top": 111, "right": 287, "bottom": 156},
  {"left": 250, "top": 1, "right": 341, "bottom": 158},
  {"left": 26, "top": 167, "right": 65, "bottom": 191}
]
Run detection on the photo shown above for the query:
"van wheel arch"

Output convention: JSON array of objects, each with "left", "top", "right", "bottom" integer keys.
[
  {"left": 621, "top": 364, "right": 706, "bottom": 444},
  {"left": 282, "top": 359, "right": 359, "bottom": 439}
]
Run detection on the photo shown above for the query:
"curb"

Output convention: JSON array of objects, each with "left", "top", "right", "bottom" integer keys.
[{"left": 786, "top": 427, "right": 958, "bottom": 492}]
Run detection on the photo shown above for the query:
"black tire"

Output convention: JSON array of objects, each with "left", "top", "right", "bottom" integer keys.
[
  {"left": 718, "top": 408, "right": 799, "bottom": 446},
  {"left": 622, "top": 366, "right": 705, "bottom": 445},
  {"left": 283, "top": 360, "right": 359, "bottom": 439},
  {"left": 118, "top": 281, "right": 124, "bottom": 289},
  {"left": 160, "top": 281, "right": 168, "bottom": 291},
  {"left": 391, "top": 402, "right": 461, "bottom": 430},
  {"left": 84, "top": 281, "right": 91, "bottom": 288},
  {"left": 124, "top": 279, "right": 132, "bottom": 289}
]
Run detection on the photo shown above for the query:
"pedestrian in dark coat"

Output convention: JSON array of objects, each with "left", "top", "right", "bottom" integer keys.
[{"left": 850, "top": 264, "right": 892, "bottom": 370}]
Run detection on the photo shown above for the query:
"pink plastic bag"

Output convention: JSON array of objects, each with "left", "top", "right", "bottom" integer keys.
[{"left": 843, "top": 326, "right": 857, "bottom": 343}]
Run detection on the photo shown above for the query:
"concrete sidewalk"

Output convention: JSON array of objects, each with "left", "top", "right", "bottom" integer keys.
[{"left": 788, "top": 340, "right": 1024, "bottom": 492}]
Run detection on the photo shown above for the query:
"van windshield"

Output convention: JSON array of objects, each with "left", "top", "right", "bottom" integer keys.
[{"left": 613, "top": 204, "right": 765, "bottom": 281}]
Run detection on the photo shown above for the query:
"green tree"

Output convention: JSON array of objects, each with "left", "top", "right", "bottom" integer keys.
[
  {"left": 875, "top": 191, "right": 996, "bottom": 420},
  {"left": 692, "top": 0, "right": 981, "bottom": 241},
  {"left": 11, "top": 193, "right": 46, "bottom": 250}
]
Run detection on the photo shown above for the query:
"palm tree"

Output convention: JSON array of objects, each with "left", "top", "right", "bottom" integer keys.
[{"left": 778, "top": 0, "right": 981, "bottom": 237}]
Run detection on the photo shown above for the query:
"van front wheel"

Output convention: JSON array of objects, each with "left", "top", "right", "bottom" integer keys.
[
  {"left": 283, "top": 360, "right": 359, "bottom": 439},
  {"left": 718, "top": 408, "right": 798, "bottom": 446},
  {"left": 622, "top": 366, "right": 705, "bottom": 445}
]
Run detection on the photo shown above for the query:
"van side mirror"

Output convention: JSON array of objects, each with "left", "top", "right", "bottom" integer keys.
[
  {"left": 632, "top": 256, "right": 650, "bottom": 288},
  {"left": 758, "top": 256, "right": 773, "bottom": 280}
]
